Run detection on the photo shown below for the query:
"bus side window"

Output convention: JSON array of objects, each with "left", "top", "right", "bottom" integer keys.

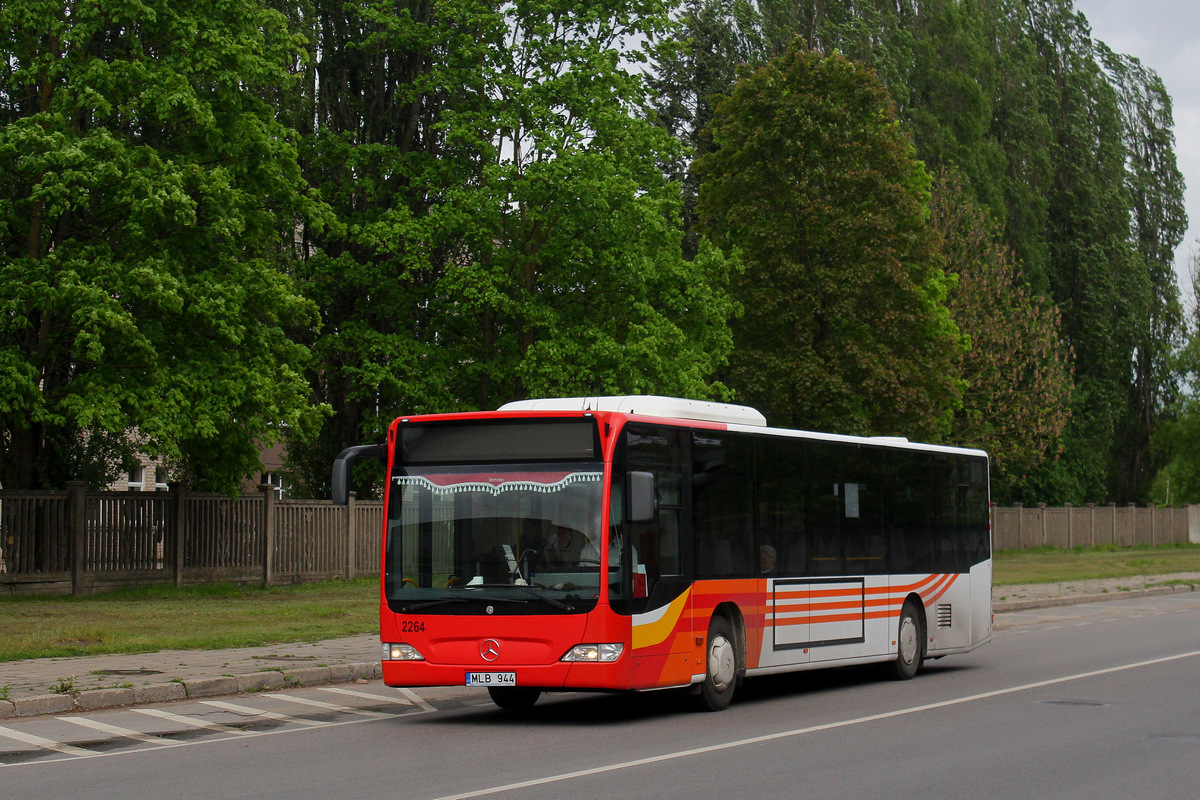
[
  {"left": 613, "top": 426, "right": 688, "bottom": 614},
  {"left": 693, "top": 432, "right": 755, "bottom": 579},
  {"left": 756, "top": 437, "right": 808, "bottom": 576},
  {"left": 887, "top": 451, "right": 934, "bottom": 574},
  {"left": 806, "top": 442, "right": 844, "bottom": 575}
]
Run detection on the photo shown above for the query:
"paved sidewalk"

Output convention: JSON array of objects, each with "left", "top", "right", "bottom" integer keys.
[
  {"left": 2, "top": 573, "right": 1198, "bottom": 719},
  {"left": 0, "top": 634, "right": 381, "bottom": 719},
  {"left": 991, "top": 571, "right": 1200, "bottom": 611}
]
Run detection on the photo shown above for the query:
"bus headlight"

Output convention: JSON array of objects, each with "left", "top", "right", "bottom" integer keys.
[
  {"left": 561, "top": 643, "right": 623, "bottom": 663},
  {"left": 383, "top": 643, "right": 425, "bottom": 661}
]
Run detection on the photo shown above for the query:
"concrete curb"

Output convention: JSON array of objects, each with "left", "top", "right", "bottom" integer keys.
[{"left": 0, "top": 662, "right": 382, "bottom": 720}]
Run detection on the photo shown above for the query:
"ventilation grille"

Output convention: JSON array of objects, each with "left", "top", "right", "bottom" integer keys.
[{"left": 937, "top": 603, "right": 953, "bottom": 629}]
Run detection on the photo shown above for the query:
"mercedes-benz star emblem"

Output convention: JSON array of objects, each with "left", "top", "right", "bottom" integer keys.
[{"left": 480, "top": 639, "right": 500, "bottom": 662}]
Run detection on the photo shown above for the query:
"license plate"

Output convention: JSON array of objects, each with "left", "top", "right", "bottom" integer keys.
[{"left": 466, "top": 672, "right": 516, "bottom": 687}]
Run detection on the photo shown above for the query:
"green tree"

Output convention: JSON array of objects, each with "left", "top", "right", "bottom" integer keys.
[
  {"left": 1149, "top": 246, "right": 1200, "bottom": 505},
  {"left": 273, "top": 0, "right": 461, "bottom": 497},
  {"left": 695, "top": 48, "right": 964, "bottom": 438},
  {"left": 282, "top": 0, "right": 737, "bottom": 497},
  {"left": 1098, "top": 44, "right": 1188, "bottom": 501},
  {"left": 0, "top": 0, "right": 323, "bottom": 492},
  {"left": 646, "top": 0, "right": 761, "bottom": 257},
  {"left": 659, "top": 0, "right": 1186, "bottom": 502},
  {"left": 931, "top": 172, "right": 1072, "bottom": 496}
]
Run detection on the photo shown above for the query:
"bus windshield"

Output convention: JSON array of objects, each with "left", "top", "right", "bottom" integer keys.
[{"left": 384, "top": 463, "right": 605, "bottom": 614}]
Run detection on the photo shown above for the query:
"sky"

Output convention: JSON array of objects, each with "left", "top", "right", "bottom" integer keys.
[{"left": 1071, "top": 0, "right": 1199, "bottom": 292}]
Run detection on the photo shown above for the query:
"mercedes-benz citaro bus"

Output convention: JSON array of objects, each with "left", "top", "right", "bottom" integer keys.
[{"left": 331, "top": 396, "right": 991, "bottom": 712}]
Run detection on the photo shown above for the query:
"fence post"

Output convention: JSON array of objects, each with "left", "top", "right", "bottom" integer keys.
[
  {"left": 1015, "top": 502, "right": 1024, "bottom": 549},
  {"left": 345, "top": 491, "right": 357, "bottom": 580},
  {"left": 171, "top": 482, "right": 187, "bottom": 587},
  {"left": 68, "top": 481, "right": 86, "bottom": 596},
  {"left": 261, "top": 484, "right": 276, "bottom": 587}
]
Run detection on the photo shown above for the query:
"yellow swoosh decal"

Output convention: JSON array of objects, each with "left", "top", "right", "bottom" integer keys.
[{"left": 632, "top": 589, "right": 691, "bottom": 650}]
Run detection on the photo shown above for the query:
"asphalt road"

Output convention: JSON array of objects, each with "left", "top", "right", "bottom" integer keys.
[{"left": 4, "top": 593, "right": 1200, "bottom": 800}]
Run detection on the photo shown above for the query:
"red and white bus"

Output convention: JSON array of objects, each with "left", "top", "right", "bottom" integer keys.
[{"left": 333, "top": 396, "right": 991, "bottom": 711}]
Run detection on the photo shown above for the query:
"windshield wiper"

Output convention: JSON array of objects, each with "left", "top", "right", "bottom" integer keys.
[
  {"left": 409, "top": 584, "right": 574, "bottom": 612},
  {"left": 405, "top": 597, "right": 472, "bottom": 611},
  {"left": 508, "top": 583, "right": 575, "bottom": 611}
]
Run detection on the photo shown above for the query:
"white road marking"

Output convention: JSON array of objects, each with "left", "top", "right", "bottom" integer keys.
[
  {"left": 262, "top": 693, "right": 391, "bottom": 718},
  {"left": 0, "top": 724, "right": 93, "bottom": 756},
  {"left": 431, "top": 648, "right": 1200, "bottom": 800},
  {"left": 398, "top": 687, "right": 437, "bottom": 713},
  {"left": 315, "top": 686, "right": 434, "bottom": 713},
  {"left": 132, "top": 707, "right": 252, "bottom": 735},
  {"left": 57, "top": 716, "right": 175, "bottom": 747},
  {"left": 199, "top": 699, "right": 332, "bottom": 727},
  {"left": 319, "top": 686, "right": 412, "bottom": 704},
  {"left": 1, "top": 696, "right": 403, "bottom": 768}
]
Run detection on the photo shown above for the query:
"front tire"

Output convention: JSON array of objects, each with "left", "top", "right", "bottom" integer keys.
[
  {"left": 696, "top": 615, "right": 739, "bottom": 711},
  {"left": 488, "top": 687, "right": 541, "bottom": 710},
  {"left": 890, "top": 600, "right": 925, "bottom": 680}
]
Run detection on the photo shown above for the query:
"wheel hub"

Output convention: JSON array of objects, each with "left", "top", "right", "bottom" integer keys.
[
  {"left": 898, "top": 616, "right": 918, "bottom": 665},
  {"left": 708, "top": 634, "right": 736, "bottom": 691}
]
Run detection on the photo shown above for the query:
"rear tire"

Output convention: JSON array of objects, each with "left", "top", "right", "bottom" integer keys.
[
  {"left": 695, "top": 615, "right": 738, "bottom": 711},
  {"left": 890, "top": 600, "right": 925, "bottom": 680},
  {"left": 488, "top": 687, "right": 541, "bottom": 710}
]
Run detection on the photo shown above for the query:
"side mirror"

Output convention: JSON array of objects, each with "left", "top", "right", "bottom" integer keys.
[
  {"left": 626, "top": 471, "right": 656, "bottom": 523},
  {"left": 331, "top": 444, "right": 387, "bottom": 505}
]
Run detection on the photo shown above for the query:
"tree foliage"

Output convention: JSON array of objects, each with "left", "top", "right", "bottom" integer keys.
[
  {"left": 696, "top": 48, "right": 964, "bottom": 439},
  {"left": 1, "top": 0, "right": 1187, "bottom": 507},
  {"left": 0, "top": 0, "right": 323, "bottom": 492},
  {"left": 279, "top": 0, "right": 737, "bottom": 497},
  {"left": 652, "top": 0, "right": 1188, "bottom": 503},
  {"left": 931, "top": 172, "right": 1072, "bottom": 493},
  {"left": 1150, "top": 248, "right": 1200, "bottom": 505}
]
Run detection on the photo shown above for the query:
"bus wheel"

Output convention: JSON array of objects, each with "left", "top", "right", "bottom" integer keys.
[
  {"left": 488, "top": 687, "right": 541, "bottom": 711},
  {"left": 696, "top": 616, "right": 738, "bottom": 711},
  {"left": 890, "top": 600, "right": 924, "bottom": 680}
]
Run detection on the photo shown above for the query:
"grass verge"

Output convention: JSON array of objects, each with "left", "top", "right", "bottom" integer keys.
[
  {"left": 994, "top": 543, "right": 1200, "bottom": 586},
  {"left": 4, "top": 545, "right": 1199, "bottom": 662},
  {"left": 0, "top": 578, "right": 377, "bottom": 662}
]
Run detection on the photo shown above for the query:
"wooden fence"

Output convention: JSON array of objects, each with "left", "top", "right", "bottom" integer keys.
[
  {"left": 0, "top": 483, "right": 383, "bottom": 596},
  {"left": 2, "top": 489, "right": 1198, "bottom": 596}
]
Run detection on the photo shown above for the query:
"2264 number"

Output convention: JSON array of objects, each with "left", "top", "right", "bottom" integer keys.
[{"left": 400, "top": 620, "right": 426, "bottom": 633}]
